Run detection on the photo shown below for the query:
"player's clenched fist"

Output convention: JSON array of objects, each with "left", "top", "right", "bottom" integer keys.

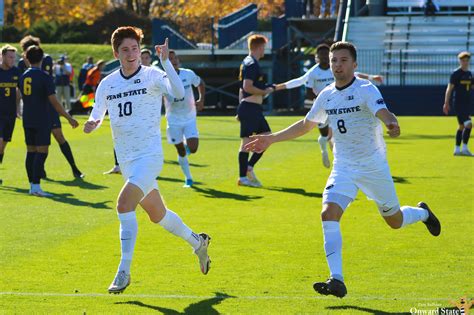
[{"left": 84, "top": 120, "right": 100, "bottom": 133}]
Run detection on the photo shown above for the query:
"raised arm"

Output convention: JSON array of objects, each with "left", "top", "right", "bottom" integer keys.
[{"left": 156, "top": 38, "right": 185, "bottom": 99}]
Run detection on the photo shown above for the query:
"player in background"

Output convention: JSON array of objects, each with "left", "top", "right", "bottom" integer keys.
[
  {"left": 84, "top": 27, "right": 211, "bottom": 294},
  {"left": 164, "top": 50, "right": 205, "bottom": 187},
  {"left": 103, "top": 49, "right": 153, "bottom": 175},
  {"left": 237, "top": 34, "right": 275, "bottom": 187},
  {"left": 19, "top": 46, "right": 78, "bottom": 196},
  {"left": 18, "top": 35, "right": 84, "bottom": 179},
  {"left": 443, "top": 51, "right": 473, "bottom": 156},
  {"left": 275, "top": 43, "right": 383, "bottom": 168},
  {"left": 245, "top": 41, "right": 441, "bottom": 298},
  {"left": 0, "top": 45, "right": 21, "bottom": 185}
]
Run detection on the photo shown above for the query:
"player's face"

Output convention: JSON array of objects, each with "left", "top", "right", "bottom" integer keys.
[
  {"left": 2, "top": 51, "right": 16, "bottom": 69},
  {"left": 316, "top": 49, "right": 329, "bottom": 67},
  {"left": 169, "top": 52, "right": 180, "bottom": 70},
  {"left": 115, "top": 38, "right": 141, "bottom": 71},
  {"left": 330, "top": 49, "right": 357, "bottom": 82},
  {"left": 459, "top": 57, "right": 470, "bottom": 70},
  {"left": 141, "top": 53, "right": 152, "bottom": 66}
]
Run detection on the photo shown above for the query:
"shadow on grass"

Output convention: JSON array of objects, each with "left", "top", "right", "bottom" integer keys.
[
  {"left": 0, "top": 185, "right": 113, "bottom": 210},
  {"left": 164, "top": 160, "right": 209, "bottom": 168},
  {"left": 157, "top": 176, "right": 203, "bottom": 185},
  {"left": 392, "top": 176, "right": 409, "bottom": 184},
  {"left": 263, "top": 186, "right": 322, "bottom": 198},
  {"left": 115, "top": 292, "right": 236, "bottom": 315},
  {"left": 326, "top": 305, "right": 410, "bottom": 314},
  {"left": 402, "top": 134, "right": 453, "bottom": 140},
  {"left": 43, "top": 177, "right": 108, "bottom": 190},
  {"left": 192, "top": 185, "right": 263, "bottom": 201}
]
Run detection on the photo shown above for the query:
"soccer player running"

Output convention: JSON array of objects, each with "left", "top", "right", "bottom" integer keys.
[
  {"left": 245, "top": 42, "right": 441, "bottom": 298},
  {"left": 103, "top": 49, "right": 153, "bottom": 175},
  {"left": 275, "top": 43, "right": 383, "bottom": 168},
  {"left": 18, "top": 35, "right": 84, "bottom": 178},
  {"left": 19, "top": 46, "right": 79, "bottom": 196},
  {"left": 164, "top": 50, "right": 205, "bottom": 187},
  {"left": 0, "top": 45, "right": 21, "bottom": 185},
  {"left": 443, "top": 51, "right": 473, "bottom": 156},
  {"left": 84, "top": 27, "right": 211, "bottom": 294},
  {"left": 237, "top": 34, "right": 275, "bottom": 187}
]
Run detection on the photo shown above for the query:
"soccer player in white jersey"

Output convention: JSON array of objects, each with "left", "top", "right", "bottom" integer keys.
[
  {"left": 164, "top": 50, "right": 205, "bottom": 187},
  {"left": 245, "top": 41, "right": 441, "bottom": 298},
  {"left": 83, "top": 27, "right": 211, "bottom": 294},
  {"left": 275, "top": 43, "right": 383, "bottom": 168}
]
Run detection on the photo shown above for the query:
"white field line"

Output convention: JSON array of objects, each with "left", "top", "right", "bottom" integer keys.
[{"left": 0, "top": 292, "right": 451, "bottom": 301}]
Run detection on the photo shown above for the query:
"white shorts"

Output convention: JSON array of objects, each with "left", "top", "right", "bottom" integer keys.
[
  {"left": 120, "top": 155, "right": 163, "bottom": 197},
  {"left": 322, "top": 166, "right": 400, "bottom": 217},
  {"left": 166, "top": 120, "right": 199, "bottom": 144}
]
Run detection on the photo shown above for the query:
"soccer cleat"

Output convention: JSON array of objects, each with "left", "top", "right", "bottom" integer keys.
[
  {"left": 103, "top": 165, "right": 121, "bottom": 175},
  {"left": 313, "top": 277, "right": 347, "bottom": 298},
  {"left": 108, "top": 270, "right": 131, "bottom": 294},
  {"left": 238, "top": 177, "right": 260, "bottom": 187},
  {"left": 30, "top": 189, "right": 53, "bottom": 197},
  {"left": 418, "top": 202, "right": 441, "bottom": 236},
  {"left": 183, "top": 178, "right": 194, "bottom": 188},
  {"left": 460, "top": 148, "right": 473, "bottom": 156},
  {"left": 194, "top": 233, "right": 211, "bottom": 275},
  {"left": 246, "top": 169, "right": 262, "bottom": 187},
  {"left": 73, "top": 168, "right": 85, "bottom": 179}
]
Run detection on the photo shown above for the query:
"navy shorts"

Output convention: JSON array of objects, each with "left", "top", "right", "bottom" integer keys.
[
  {"left": 50, "top": 110, "right": 62, "bottom": 129},
  {"left": 237, "top": 101, "right": 271, "bottom": 138},
  {"left": 24, "top": 127, "right": 51, "bottom": 146},
  {"left": 0, "top": 116, "right": 17, "bottom": 142}
]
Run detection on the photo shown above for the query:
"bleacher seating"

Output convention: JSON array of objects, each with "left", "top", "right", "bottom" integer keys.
[
  {"left": 345, "top": 15, "right": 473, "bottom": 85},
  {"left": 387, "top": 0, "right": 473, "bottom": 15}
]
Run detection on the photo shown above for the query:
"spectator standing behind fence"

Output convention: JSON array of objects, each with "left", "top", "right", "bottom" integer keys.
[
  {"left": 78, "top": 56, "right": 94, "bottom": 91},
  {"left": 53, "top": 55, "right": 72, "bottom": 111},
  {"left": 82, "top": 60, "right": 105, "bottom": 95},
  {"left": 423, "top": 0, "right": 438, "bottom": 18}
]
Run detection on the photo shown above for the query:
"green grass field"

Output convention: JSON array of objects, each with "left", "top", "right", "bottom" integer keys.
[{"left": 0, "top": 116, "right": 472, "bottom": 314}]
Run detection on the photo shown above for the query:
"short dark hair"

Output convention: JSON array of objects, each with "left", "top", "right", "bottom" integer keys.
[
  {"left": 25, "top": 45, "right": 44, "bottom": 64},
  {"left": 111, "top": 26, "right": 143, "bottom": 53},
  {"left": 20, "top": 35, "right": 41, "bottom": 52},
  {"left": 330, "top": 41, "right": 357, "bottom": 61},
  {"left": 141, "top": 48, "right": 152, "bottom": 56},
  {"left": 316, "top": 43, "right": 330, "bottom": 54}
]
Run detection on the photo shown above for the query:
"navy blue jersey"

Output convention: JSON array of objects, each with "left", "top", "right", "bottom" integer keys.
[
  {"left": 239, "top": 56, "right": 268, "bottom": 98},
  {"left": 0, "top": 66, "right": 21, "bottom": 117},
  {"left": 18, "top": 54, "right": 53, "bottom": 76},
  {"left": 19, "top": 67, "right": 56, "bottom": 128},
  {"left": 450, "top": 68, "right": 473, "bottom": 106}
]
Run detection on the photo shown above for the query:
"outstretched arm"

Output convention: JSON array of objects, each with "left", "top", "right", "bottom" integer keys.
[
  {"left": 357, "top": 72, "right": 384, "bottom": 84},
  {"left": 244, "top": 118, "right": 318, "bottom": 153}
]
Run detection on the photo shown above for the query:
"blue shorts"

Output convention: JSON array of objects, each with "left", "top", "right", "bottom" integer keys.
[
  {"left": 50, "top": 110, "right": 61, "bottom": 129},
  {"left": 24, "top": 126, "right": 51, "bottom": 146},
  {"left": 0, "top": 116, "right": 17, "bottom": 142},
  {"left": 237, "top": 101, "right": 271, "bottom": 138}
]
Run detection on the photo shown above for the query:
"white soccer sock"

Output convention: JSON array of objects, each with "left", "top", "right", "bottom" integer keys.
[
  {"left": 178, "top": 155, "right": 192, "bottom": 180},
  {"left": 159, "top": 209, "right": 200, "bottom": 250},
  {"left": 322, "top": 221, "right": 343, "bottom": 282},
  {"left": 117, "top": 211, "right": 138, "bottom": 274},
  {"left": 401, "top": 206, "right": 429, "bottom": 227}
]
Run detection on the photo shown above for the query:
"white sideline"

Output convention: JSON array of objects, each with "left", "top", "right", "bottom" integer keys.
[{"left": 0, "top": 292, "right": 450, "bottom": 301}]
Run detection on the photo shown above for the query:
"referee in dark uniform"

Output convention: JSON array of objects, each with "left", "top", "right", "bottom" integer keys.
[
  {"left": 443, "top": 51, "right": 473, "bottom": 156},
  {"left": 19, "top": 45, "right": 78, "bottom": 196},
  {"left": 0, "top": 45, "right": 21, "bottom": 185},
  {"left": 237, "top": 34, "right": 275, "bottom": 187},
  {"left": 19, "top": 35, "right": 84, "bottom": 178}
]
